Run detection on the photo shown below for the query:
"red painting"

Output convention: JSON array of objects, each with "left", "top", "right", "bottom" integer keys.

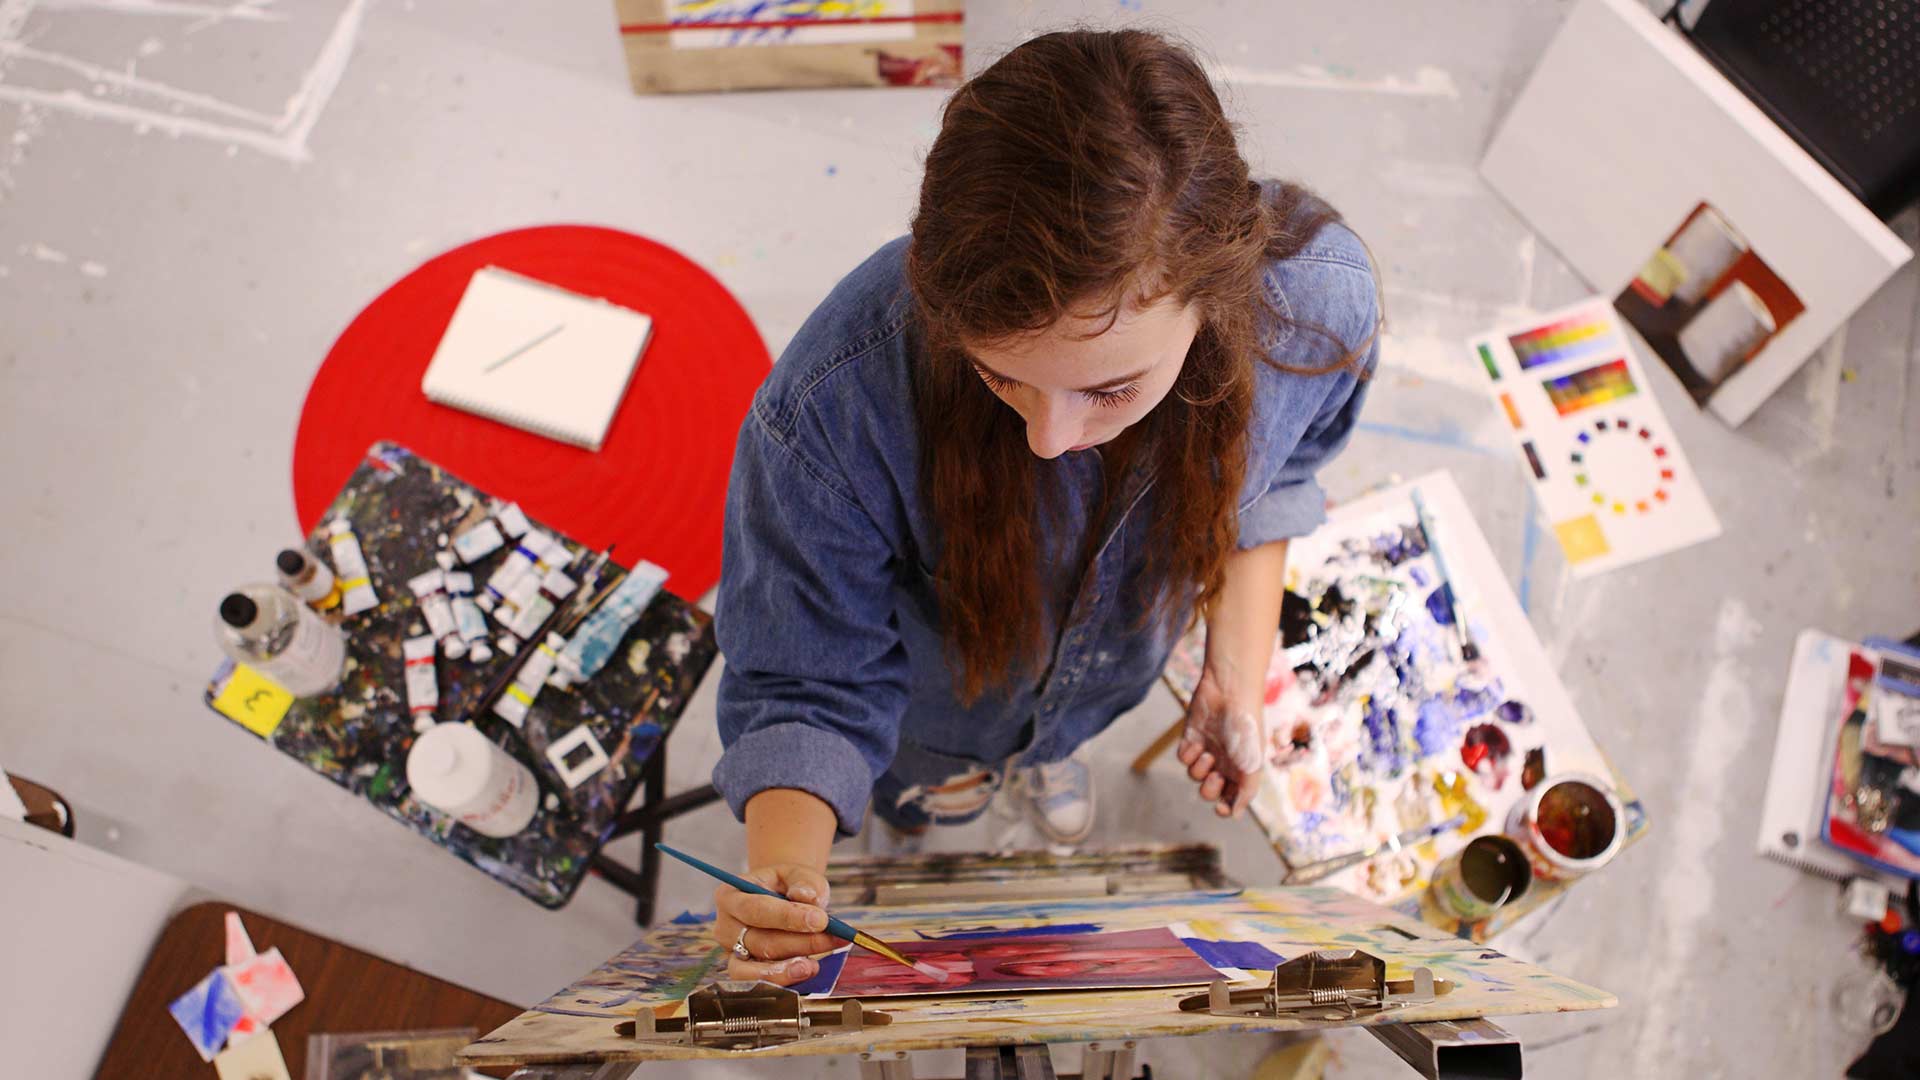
[{"left": 823, "top": 926, "right": 1221, "bottom": 998}]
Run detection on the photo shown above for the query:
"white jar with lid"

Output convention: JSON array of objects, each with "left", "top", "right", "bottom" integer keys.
[{"left": 405, "top": 722, "right": 537, "bottom": 838}]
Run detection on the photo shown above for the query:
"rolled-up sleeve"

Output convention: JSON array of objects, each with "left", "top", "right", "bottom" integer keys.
[
  {"left": 1237, "top": 289, "right": 1380, "bottom": 549},
  {"left": 711, "top": 406, "right": 909, "bottom": 838}
]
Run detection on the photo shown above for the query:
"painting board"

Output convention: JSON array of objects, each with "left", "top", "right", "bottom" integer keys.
[
  {"left": 459, "top": 887, "right": 1615, "bottom": 1067},
  {"left": 613, "top": 0, "right": 964, "bottom": 94},
  {"left": 1469, "top": 298, "right": 1721, "bottom": 575}
]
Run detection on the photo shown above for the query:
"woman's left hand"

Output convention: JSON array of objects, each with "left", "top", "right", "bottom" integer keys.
[{"left": 1176, "top": 659, "right": 1265, "bottom": 818}]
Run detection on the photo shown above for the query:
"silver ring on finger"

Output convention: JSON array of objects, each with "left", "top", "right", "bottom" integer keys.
[{"left": 732, "top": 925, "right": 754, "bottom": 962}]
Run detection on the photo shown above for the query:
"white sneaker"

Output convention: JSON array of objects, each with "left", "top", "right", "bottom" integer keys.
[{"left": 1009, "top": 756, "right": 1095, "bottom": 845}]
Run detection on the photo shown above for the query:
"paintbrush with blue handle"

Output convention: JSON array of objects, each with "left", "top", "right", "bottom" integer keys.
[{"left": 654, "top": 843, "right": 949, "bottom": 982}]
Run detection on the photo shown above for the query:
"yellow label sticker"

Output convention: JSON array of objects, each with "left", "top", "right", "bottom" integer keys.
[{"left": 212, "top": 663, "right": 294, "bottom": 738}]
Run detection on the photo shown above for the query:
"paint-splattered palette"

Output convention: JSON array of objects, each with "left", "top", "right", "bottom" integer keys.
[
  {"left": 458, "top": 887, "right": 1614, "bottom": 1066},
  {"left": 202, "top": 442, "right": 718, "bottom": 908},
  {"left": 1469, "top": 297, "right": 1721, "bottom": 576},
  {"left": 1164, "top": 473, "right": 1647, "bottom": 937}
]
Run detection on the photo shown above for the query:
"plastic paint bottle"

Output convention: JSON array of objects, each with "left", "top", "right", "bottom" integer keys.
[
  {"left": 276, "top": 548, "right": 341, "bottom": 611},
  {"left": 215, "top": 585, "right": 347, "bottom": 696},
  {"left": 405, "top": 722, "right": 538, "bottom": 838}
]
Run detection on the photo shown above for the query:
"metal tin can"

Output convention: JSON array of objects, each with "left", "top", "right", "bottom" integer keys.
[
  {"left": 1431, "top": 834, "right": 1532, "bottom": 919},
  {"left": 1507, "top": 773, "right": 1625, "bottom": 879}
]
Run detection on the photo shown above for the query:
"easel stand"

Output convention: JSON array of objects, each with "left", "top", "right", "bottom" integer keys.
[{"left": 586, "top": 747, "right": 723, "bottom": 926}]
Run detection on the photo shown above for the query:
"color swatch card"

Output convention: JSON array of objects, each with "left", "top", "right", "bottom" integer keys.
[
  {"left": 1469, "top": 298, "right": 1720, "bottom": 576},
  {"left": 421, "top": 267, "right": 653, "bottom": 451}
]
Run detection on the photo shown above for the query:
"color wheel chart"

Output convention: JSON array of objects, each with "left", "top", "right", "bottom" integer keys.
[{"left": 1470, "top": 298, "right": 1720, "bottom": 576}]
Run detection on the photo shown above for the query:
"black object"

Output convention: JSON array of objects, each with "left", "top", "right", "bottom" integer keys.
[
  {"left": 1683, "top": 0, "right": 1920, "bottom": 218},
  {"left": 1849, "top": 976, "right": 1920, "bottom": 1078},
  {"left": 219, "top": 593, "right": 257, "bottom": 628},
  {"left": 275, "top": 548, "right": 307, "bottom": 575}
]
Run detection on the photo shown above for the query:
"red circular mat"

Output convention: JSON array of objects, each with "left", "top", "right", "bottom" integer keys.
[{"left": 293, "top": 225, "right": 770, "bottom": 599}]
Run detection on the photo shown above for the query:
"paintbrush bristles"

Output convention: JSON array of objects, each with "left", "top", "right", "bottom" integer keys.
[{"left": 853, "top": 932, "right": 929, "bottom": 977}]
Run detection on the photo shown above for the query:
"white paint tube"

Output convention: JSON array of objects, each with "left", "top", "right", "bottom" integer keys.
[
  {"left": 444, "top": 572, "right": 492, "bottom": 663},
  {"left": 506, "top": 569, "right": 578, "bottom": 640},
  {"left": 402, "top": 635, "right": 439, "bottom": 732},
  {"left": 492, "top": 625, "right": 573, "bottom": 729},
  {"left": 451, "top": 518, "right": 506, "bottom": 564},
  {"left": 494, "top": 501, "right": 532, "bottom": 539},
  {"left": 480, "top": 530, "right": 550, "bottom": 611},
  {"left": 557, "top": 560, "right": 669, "bottom": 683},
  {"left": 407, "top": 569, "right": 459, "bottom": 654},
  {"left": 495, "top": 572, "right": 544, "bottom": 628},
  {"left": 533, "top": 533, "right": 574, "bottom": 575},
  {"left": 326, "top": 520, "right": 379, "bottom": 615}
]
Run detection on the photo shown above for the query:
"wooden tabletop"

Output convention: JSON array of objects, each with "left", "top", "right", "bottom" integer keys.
[{"left": 94, "top": 901, "right": 522, "bottom": 1079}]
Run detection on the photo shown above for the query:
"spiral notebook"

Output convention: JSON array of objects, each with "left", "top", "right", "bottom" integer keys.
[
  {"left": 421, "top": 267, "right": 653, "bottom": 450},
  {"left": 1757, "top": 629, "right": 1878, "bottom": 882}
]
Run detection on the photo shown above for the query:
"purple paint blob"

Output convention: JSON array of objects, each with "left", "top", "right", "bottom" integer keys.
[
  {"left": 1496, "top": 700, "right": 1534, "bottom": 726},
  {"left": 1425, "top": 584, "right": 1458, "bottom": 626},
  {"left": 1413, "top": 683, "right": 1505, "bottom": 757},
  {"left": 1360, "top": 699, "right": 1406, "bottom": 776},
  {"left": 1409, "top": 566, "right": 1430, "bottom": 587}
]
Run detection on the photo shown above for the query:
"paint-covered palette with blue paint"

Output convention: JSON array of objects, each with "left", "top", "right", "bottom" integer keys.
[{"left": 1167, "top": 472, "right": 1628, "bottom": 910}]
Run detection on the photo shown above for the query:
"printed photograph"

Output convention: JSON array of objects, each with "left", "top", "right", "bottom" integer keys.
[{"left": 1612, "top": 202, "right": 1806, "bottom": 406}]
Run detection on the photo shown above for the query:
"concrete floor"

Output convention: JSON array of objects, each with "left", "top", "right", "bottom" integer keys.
[{"left": 3, "top": 1, "right": 1916, "bottom": 1076}]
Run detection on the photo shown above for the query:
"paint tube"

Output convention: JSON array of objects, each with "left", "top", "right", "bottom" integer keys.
[
  {"left": 276, "top": 548, "right": 341, "bottom": 611},
  {"left": 403, "top": 635, "right": 439, "bottom": 732},
  {"left": 494, "top": 501, "right": 532, "bottom": 539},
  {"left": 506, "top": 569, "right": 578, "bottom": 640},
  {"left": 451, "top": 519, "right": 506, "bottom": 565},
  {"left": 533, "top": 533, "right": 574, "bottom": 575},
  {"left": 558, "top": 560, "right": 670, "bottom": 683},
  {"left": 408, "top": 569, "right": 459, "bottom": 653},
  {"left": 495, "top": 572, "right": 544, "bottom": 628},
  {"left": 325, "top": 520, "right": 379, "bottom": 615},
  {"left": 444, "top": 572, "right": 492, "bottom": 663},
  {"left": 493, "top": 632, "right": 567, "bottom": 726},
  {"left": 480, "top": 530, "right": 550, "bottom": 611}
]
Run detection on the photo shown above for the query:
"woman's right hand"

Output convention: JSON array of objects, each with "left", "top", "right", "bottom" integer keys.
[{"left": 712, "top": 863, "right": 843, "bottom": 985}]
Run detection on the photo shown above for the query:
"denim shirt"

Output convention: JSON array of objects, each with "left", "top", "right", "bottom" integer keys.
[{"left": 712, "top": 220, "right": 1380, "bottom": 837}]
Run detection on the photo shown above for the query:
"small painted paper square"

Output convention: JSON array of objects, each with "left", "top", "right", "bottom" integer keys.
[
  {"left": 224, "top": 910, "right": 257, "bottom": 967},
  {"left": 169, "top": 968, "right": 246, "bottom": 1061},
  {"left": 227, "top": 947, "right": 304, "bottom": 1026},
  {"left": 213, "top": 1030, "right": 291, "bottom": 1080}
]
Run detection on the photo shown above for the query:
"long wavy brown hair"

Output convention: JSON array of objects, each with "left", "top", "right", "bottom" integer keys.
[{"left": 908, "top": 29, "right": 1370, "bottom": 703}]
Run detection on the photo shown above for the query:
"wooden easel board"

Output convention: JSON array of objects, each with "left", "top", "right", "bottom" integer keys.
[{"left": 460, "top": 887, "right": 1613, "bottom": 1066}]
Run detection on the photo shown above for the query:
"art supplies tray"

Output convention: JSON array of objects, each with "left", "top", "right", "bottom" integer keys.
[
  {"left": 202, "top": 442, "right": 717, "bottom": 907},
  {"left": 1164, "top": 472, "right": 1646, "bottom": 939},
  {"left": 457, "top": 887, "right": 1614, "bottom": 1066}
]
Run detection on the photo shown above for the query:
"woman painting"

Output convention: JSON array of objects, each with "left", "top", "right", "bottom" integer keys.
[{"left": 709, "top": 29, "right": 1379, "bottom": 985}]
